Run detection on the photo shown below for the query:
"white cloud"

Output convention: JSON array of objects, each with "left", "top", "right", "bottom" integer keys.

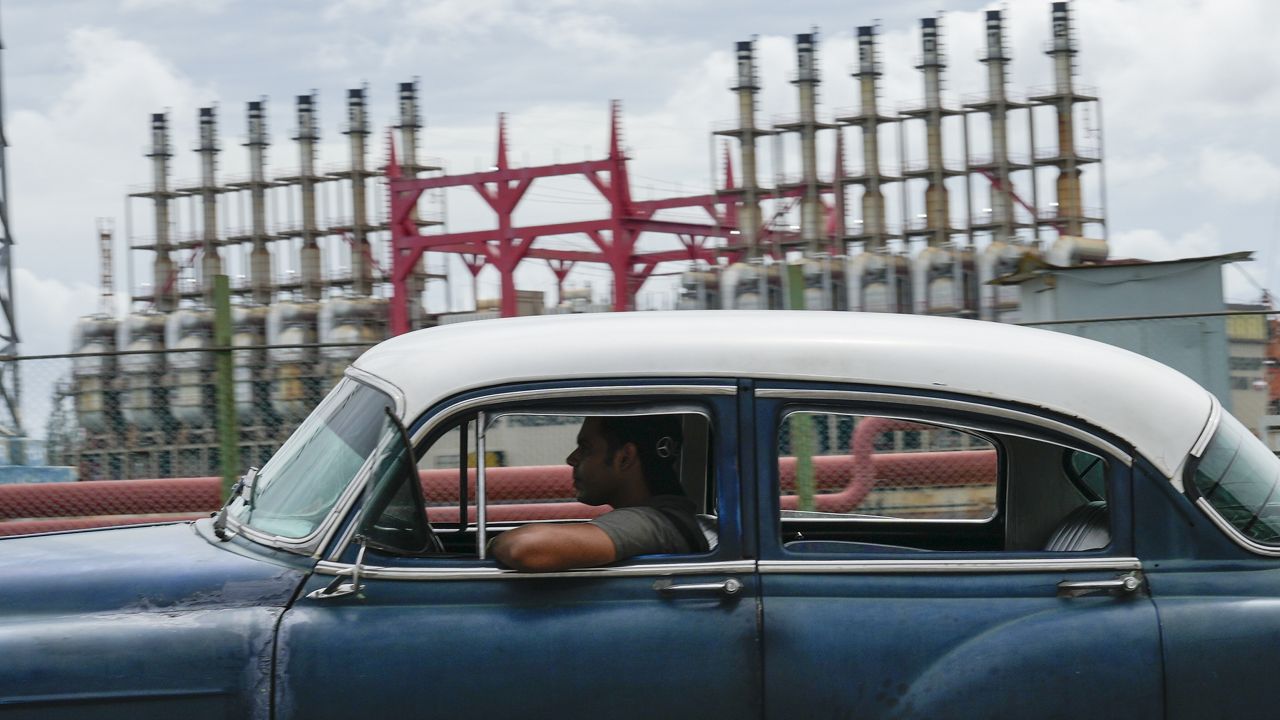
[
  {"left": 9, "top": 26, "right": 216, "bottom": 321},
  {"left": 13, "top": 268, "right": 99, "bottom": 357},
  {"left": 120, "top": 0, "right": 233, "bottom": 12},
  {"left": 1198, "top": 147, "right": 1280, "bottom": 204},
  {"left": 1110, "top": 223, "right": 1223, "bottom": 263}
]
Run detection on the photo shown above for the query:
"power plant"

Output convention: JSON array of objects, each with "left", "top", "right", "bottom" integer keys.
[{"left": 61, "top": 2, "right": 1107, "bottom": 479}]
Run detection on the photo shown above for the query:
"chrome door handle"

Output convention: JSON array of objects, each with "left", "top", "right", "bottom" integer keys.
[
  {"left": 1057, "top": 572, "right": 1143, "bottom": 598},
  {"left": 654, "top": 577, "right": 743, "bottom": 597}
]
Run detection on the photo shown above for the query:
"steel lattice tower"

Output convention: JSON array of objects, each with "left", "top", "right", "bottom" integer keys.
[{"left": 0, "top": 17, "right": 23, "bottom": 462}]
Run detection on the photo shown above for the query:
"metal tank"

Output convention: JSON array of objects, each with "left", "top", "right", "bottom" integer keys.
[
  {"left": 70, "top": 315, "right": 120, "bottom": 434},
  {"left": 267, "top": 300, "right": 322, "bottom": 423},
  {"left": 319, "top": 297, "right": 388, "bottom": 385},
  {"left": 846, "top": 251, "right": 912, "bottom": 313},
  {"left": 118, "top": 312, "right": 169, "bottom": 432},
  {"left": 979, "top": 241, "right": 1033, "bottom": 321},
  {"left": 678, "top": 269, "right": 722, "bottom": 311},
  {"left": 724, "top": 260, "right": 784, "bottom": 310},
  {"left": 231, "top": 305, "right": 270, "bottom": 427},
  {"left": 165, "top": 307, "right": 216, "bottom": 428},
  {"left": 795, "top": 256, "right": 847, "bottom": 311},
  {"left": 912, "top": 245, "right": 976, "bottom": 316},
  {"left": 1046, "top": 236, "right": 1108, "bottom": 267}
]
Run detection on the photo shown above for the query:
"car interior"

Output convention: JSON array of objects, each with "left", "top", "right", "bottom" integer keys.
[{"left": 776, "top": 411, "right": 1111, "bottom": 554}]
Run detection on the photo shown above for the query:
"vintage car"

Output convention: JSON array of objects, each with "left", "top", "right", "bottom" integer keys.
[{"left": 1, "top": 311, "right": 1274, "bottom": 719}]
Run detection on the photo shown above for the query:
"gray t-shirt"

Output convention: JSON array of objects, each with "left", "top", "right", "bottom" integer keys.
[{"left": 590, "top": 495, "right": 704, "bottom": 560}]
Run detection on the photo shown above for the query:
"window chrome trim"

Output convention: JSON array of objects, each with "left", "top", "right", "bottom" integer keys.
[
  {"left": 344, "top": 366, "right": 406, "bottom": 417},
  {"left": 325, "top": 383, "right": 736, "bottom": 561},
  {"left": 759, "top": 557, "right": 1141, "bottom": 574},
  {"left": 1194, "top": 497, "right": 1280, "bottom": 558},
  {"left": 1189, "top": 393, "right": 1222, "bottom": 459},
  {"left": 313, "top": 559, "right": 756, "bottom": 582},
  {"left": 755, "top": 388, "right": 1132, "bottom": 466}
]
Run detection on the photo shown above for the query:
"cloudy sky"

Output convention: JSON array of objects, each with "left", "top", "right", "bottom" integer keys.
[{"left": 4, "top": 0, "right": 1280, "bottom": 364}]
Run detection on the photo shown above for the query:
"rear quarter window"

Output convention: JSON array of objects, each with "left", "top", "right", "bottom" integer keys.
[{"left": 1189, "top": 413, "right": 1280, "bottom": 545}]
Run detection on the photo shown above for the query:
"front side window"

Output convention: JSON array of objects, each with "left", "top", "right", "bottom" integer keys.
[
  {"left": 363, "top": 408, "right": 717, "bottom": 562},
  {"left": 1189, "top": 411, "right": 1280, "bottom": 545},
  {"left": 228, "top": 378, "right": 394, "bottom": 539}
]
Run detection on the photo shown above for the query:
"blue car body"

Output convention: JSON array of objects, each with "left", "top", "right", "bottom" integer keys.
[{"left": 3, "top": 312, "right": 1278, "bottom": 719}]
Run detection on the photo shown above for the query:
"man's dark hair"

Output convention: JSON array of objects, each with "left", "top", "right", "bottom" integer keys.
[{"left": 597, "top": 414, "right": 685, "bottom": 496}]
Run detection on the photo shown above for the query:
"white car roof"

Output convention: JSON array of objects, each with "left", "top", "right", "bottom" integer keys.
[{"left": 353, "top": 310, "right": 1212, "bottom": 478}]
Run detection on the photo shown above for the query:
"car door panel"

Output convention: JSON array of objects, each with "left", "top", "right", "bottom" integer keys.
[
  {"left": 278, "top": 566, "right": 759, "bottom": 718},
  {"left": 760, "top": 569, "right": 1161, "bottom": 718},
  {"left": 753, "top": 390, "right": 1165, "bottom": 720},
  {"left": 274, "top": 390, "right": 761, "bottom": 719}
]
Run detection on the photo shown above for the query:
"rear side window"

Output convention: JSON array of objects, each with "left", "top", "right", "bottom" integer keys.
[
  {"left": 777, "top": 411, "right": 998, "bottom": 521},
  {"left": 1190, "top": 412, "right": 1280, "bottom": 546}
]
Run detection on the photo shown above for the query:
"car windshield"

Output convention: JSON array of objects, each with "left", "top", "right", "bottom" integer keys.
[
  {"left": 1191, "top": 411, "right": 1280, "bottom": 545},
  {"left": 226, "top": 378, "right": 395, "bottom": 540}
]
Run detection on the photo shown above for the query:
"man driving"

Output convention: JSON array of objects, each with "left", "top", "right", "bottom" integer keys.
[{"left": 491, "top": 414, "right": 707, "bottom": 572}]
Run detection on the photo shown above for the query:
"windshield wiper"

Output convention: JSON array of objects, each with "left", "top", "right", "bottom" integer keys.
[{"left": 212, "top": 467, "right": 260, "bottom": 541}]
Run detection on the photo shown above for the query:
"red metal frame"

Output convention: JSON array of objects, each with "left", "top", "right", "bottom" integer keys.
[{"left": 386, "top": 101, "right": 746, "bottom": 334}]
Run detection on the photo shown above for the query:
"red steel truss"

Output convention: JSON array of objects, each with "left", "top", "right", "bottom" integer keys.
[{"left": 386, "top": 101, "right": 750, "bottom": 334}]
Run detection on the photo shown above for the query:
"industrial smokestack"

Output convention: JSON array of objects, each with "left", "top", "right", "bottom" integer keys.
[
  {"left": 731, "top": 41, "right": 764, "bottom": 259},
  {"left": 793, "top": 32, "right": 822, "bottom": 253},
  {"left": 295, "top": 93, "right": 322, "bottom": 301},
  {"left": 246, "top": 99, "right": 272, "bottom": 306},
  {"left": 982, "top": 10, "right": 1016, "bottom": 239},
  {"left": 197, "top": 106, "right": 223, "bottom": 305},
  {"left": 148, "top": 112, "right": 175, "bottom": 312},
  {"left": 918, "top": 17, "right": 950, "bottom": 246},
  {"left": 97, "top": 218, "right": 114, "bottom": 316},
  {"left": 396, "top": 80, "right": 425, "bottom": 325},
  {"left": 345, "top": 87, "right": 372, "bottom": 296},
  {"left": 853, "top": 25, "right": 889, "bottom": 246},
  {"left": 1047, "top": 1, "right": 1083, "bottom": 236}
]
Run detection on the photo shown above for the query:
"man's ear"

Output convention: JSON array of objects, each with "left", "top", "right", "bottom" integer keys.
[{"left": 614, "top": 441, "right": 640, "bottom": 471}]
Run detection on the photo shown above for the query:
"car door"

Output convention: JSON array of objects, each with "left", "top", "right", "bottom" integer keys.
[
  {"left": 753, "top": 383, "right": 1164, "bottom": 720},
  {"left": 1136, "top": 408, "right": 1280, "bottom": 718},
  {"left": 274, "top": 382, "right": 761, "bottom": 719}
]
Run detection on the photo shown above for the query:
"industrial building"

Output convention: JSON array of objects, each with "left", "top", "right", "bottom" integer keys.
[{"left": 61, "top": 2, "right": 1115, "bottom": 479}]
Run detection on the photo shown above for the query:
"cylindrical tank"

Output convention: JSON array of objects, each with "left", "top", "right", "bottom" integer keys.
[
  {"left": 979, "top": 241, "right": 1033, "bottom": 321},
  {"left": 165, "top": 307, "right": 216, "bottom": 428},
  {"left": 799, "top": 257, "right": 845, "bottom": 311},
  {"left": 678, "top": 270, "right": 722, "bottom": 311},
  {"left": 232, "top": 305, "right": 270, "bottom": 426},
  {"left": 118, "top": 312, "right": 169, "bottom": 431},
  {"left": 319, "top": 297, "right": 388, "bottom": 385},
  {"left": 846, "top": 251, "right": 912, "bottom": 313},
  {"left": 912, "top": 245, "right": 976, "bottom": 316},
  {"left": 1046, "top": 236, "right": 1108, "bottom": 267},
  {"left": 267, "top": 300, "right": 321, "bottom": 423},
  {"left": 725, "top": 262, "right": 762, "bottom": 310},
  {"left": 70, "top": 315, "right": 120, "bottom": 434}
]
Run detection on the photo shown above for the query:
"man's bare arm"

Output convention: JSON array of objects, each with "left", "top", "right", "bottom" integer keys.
[{"left": 490, "top": 523, "right": 617, "bottom": 572}]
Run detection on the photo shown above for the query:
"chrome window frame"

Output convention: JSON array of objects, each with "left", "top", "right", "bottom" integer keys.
[
  {"left": 756, "top": 389, "right": 1132, "bottom": 464},
  {"left": 324, "top": 383, "right": 736, "bottom": 566},
  {"left": 757, "top": 387, "right": 1134, "bottom": 554},
  {"left": 313, "top": 559, "right": 756, "bottom": 582},
  {"left": 222, "top": 372, "right": 402, "bottom": 557},
  {"left": 757, "top": 556, "right": 1142, "bottom": 574}
]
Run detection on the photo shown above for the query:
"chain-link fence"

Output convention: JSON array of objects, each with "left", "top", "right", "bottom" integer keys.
[
  {"left": 3, "top": 308, "right": 1279, "bottom": 533},
  {"left": 25, "top": 342, "right": 377, "bottom": 481}
]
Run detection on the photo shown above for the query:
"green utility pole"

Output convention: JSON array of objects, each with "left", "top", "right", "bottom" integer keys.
[
  {"left": 213, "top": 275, "right": 240, "bottom": 500},
  {"left": 785, "top": 263, "right": 816, "bottom": 511}
]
